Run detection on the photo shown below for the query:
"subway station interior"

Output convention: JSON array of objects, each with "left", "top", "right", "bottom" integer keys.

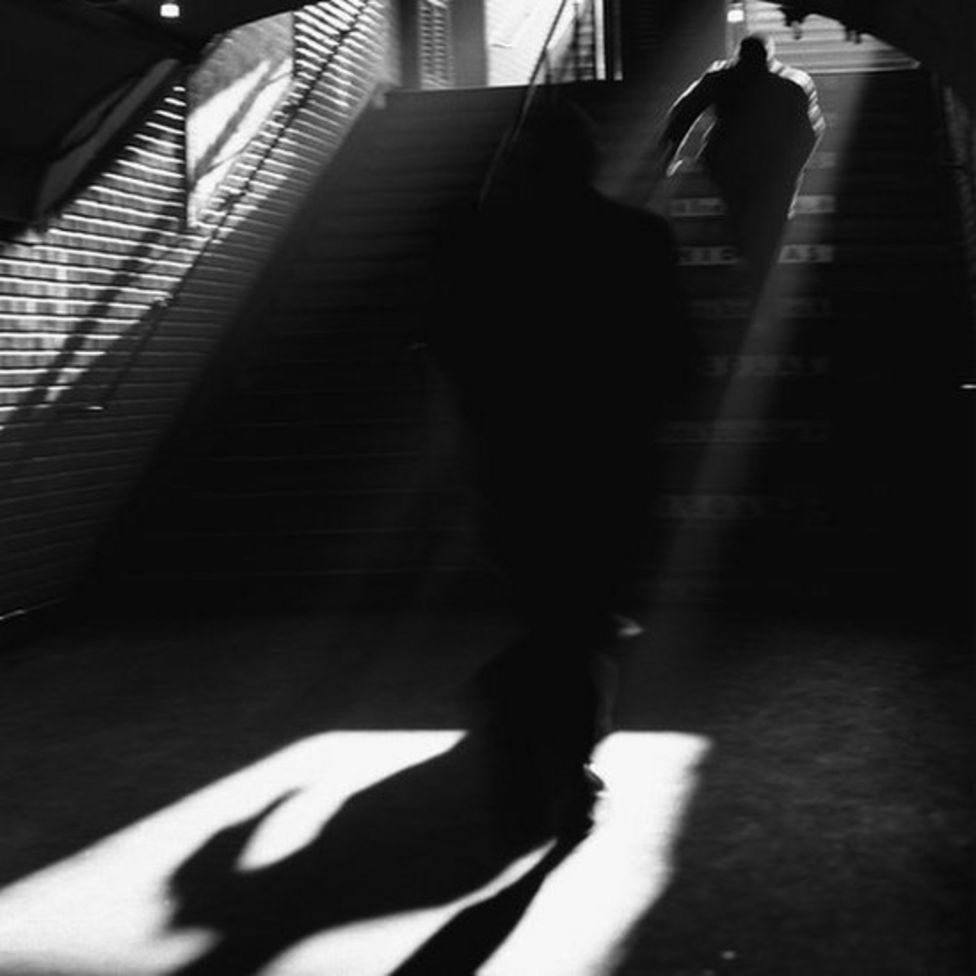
[{"left": 0, "top": 1, "right": 973, "bottom": 973}]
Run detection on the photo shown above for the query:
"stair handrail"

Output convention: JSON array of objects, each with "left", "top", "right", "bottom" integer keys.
[
  {"left": 75, "top": 0, "right": 383, "bottom": 413},
  {"left": 478, "top": 0, "right": 601, "bottom": 207}
]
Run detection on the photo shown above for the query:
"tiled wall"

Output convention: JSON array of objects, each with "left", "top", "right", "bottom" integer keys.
[{"left": 0, "top": 2, "right": 395, "bottom": 622}]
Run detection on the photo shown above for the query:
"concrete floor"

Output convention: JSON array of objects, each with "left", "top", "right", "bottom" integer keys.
[{"left": 0, "top": 596, "right": 971, "bottom": 976}]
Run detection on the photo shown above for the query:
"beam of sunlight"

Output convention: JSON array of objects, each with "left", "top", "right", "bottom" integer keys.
[
  {"left": 652, "top": 66, "right": 874, "bottom": 593},
  {"left": 0, "top": 730, "right": 709, "bottom": 976}
]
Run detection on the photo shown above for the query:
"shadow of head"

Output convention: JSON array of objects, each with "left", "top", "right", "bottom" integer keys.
[{"left": 165, "top": 720, "right": 593, "bottom": 973}]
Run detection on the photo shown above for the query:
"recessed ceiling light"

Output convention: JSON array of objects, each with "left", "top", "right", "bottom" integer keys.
[{"left": 159, "top": 2, "right": 181, "bottom": 18}]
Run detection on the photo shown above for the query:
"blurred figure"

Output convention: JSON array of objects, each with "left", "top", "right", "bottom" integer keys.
[
  {"left": 429, "top": 102, "right": 701, "bottom": 837},
  {"left": 657, "top": 32, "right": 825, "bottom": 294}
]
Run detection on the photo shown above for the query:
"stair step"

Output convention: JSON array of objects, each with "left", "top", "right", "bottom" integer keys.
[
  {"left": 210, "top": 371, "right": 838, "bottom": 427},
  {"left": 129, "top": 511, "right": 883, "bottom": 579},
  {"left": 766, "top": 48, "right": 918, "bottom": 74},
  {"left": 231, "top": 350, "right": 429, "bottom": 380},
  {"left": 132, "top": 487, "right": 476, "bottom": 532},
  {"left": 275, "top": 281, "right": 426, "bottom": 312},
  {"left": 250, "top": 337, "right": 423, "bottom": 364},
  {"left": 742, "top": 4, "right": 918, "bottom": 73},
  {"left": 166, "top": 452, "right": 456, "bottom": 493},
  {"left": 97, "top": 567, "right": 501, "bottom": 614},
  {"left": 186, "top": 406, "right": 851, "bottom": 459},
  {"left": 122, "top": 525, "right": 480, "bottom": 573},
  {"left": 676, "top": 239, "right": 959, "bottom": 267},
  {"left": 676, "top": 270, "right": 967, "bottom": 307},
  {"left": 236, "top": 369, "right": 437, "bottom": 397},
  {"left": 307, "top": 185, "right": 481, "bottom": 216},
  {"left": 662, "top": 157, "right": 943, "bottom": 194},
  {"left": 669, "top": 214, "right": 955, "bottom": 246},
  {"left": 812, "top": 69, "right": 931, "bottom": 107},
  {"left": 184, "top": 419, "right": 439, "bottom": 456},
  {"left": 299, "top": 230, "right": 432, "bottom": 259},
  {"left": 219, "top": 386, "right": 426, "bottom": 419},
  {"left": 599, "top": 68, "right": 930, "bottom": 112},
  {"left": 364, "top": 130, "right": 508, "bottom": 159},
  {"left": 265, "top": 308, "right": 415, "bottom": 332},
  {"left": 319, "top": 166, "right": 494, "bottom": 194},
  {"left": 384, "top": 86, "right": 525, "bottom": 114},
  {"left": 301, "top": 214, "right": 440, "bottom": 242},
  {"left": 665, "top": 191, "right": 950, "bottom": 219}
]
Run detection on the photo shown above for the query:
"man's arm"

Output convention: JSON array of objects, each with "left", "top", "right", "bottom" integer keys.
[
  {"left": 780, "top": 63, "right": 826, "bottom": 152},
  {"left": 803, "top": 78, "right": 826, "bottom": 145},
  {"left": 658, "top": 68, "right": 721, "bottom": 168}
]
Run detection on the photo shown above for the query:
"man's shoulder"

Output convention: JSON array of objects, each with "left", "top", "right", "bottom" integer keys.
[
  {"left": 771, "top": 60, "right": 818, "bottom": 93},
  {"left": 701, "top": 60, "right": 735, "bottom": 84},
  {"left": 706, "top": 58, "right": 735, "bottom": 74},
  {"left": 680, "top": 61, "right": 733, "bottom": 94}
]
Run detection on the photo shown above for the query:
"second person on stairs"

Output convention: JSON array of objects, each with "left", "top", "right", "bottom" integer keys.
[{"left": 655, "top": 31, "right": 826, "bottom": 300}]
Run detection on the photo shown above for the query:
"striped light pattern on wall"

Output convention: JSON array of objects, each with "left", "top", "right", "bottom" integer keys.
[{"left": 0, "top": 2, "right": 395, "bottom": 621}]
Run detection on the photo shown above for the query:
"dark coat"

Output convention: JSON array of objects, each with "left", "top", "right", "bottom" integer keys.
[
  {"left": 429, "top": 183, "right": 701, "bottom": 616},
  {"left": 663, "top": 55, "right": 825, "bottom": 192}
]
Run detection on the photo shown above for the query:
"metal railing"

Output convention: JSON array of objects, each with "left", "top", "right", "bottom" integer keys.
[
  {"left": 479, "top": 0, "right": 607, "bottom": 207},
  {"left": 938, "top": 83, "right": 976, "bottom": 352}
]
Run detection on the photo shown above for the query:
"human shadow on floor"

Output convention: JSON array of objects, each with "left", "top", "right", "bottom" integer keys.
[
  {"left": 166, "top": 704, "right": 591, "bottom": 976},
  {"left": 387, "top": 830, "right": 582, "bottom": 975}
]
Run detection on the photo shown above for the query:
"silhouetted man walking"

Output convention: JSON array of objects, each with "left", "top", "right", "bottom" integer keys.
[
  {"left": 658, "top": 32, "right": 825, "bottom": 294},
  {"left": 430, "top": 104, "right": 701, "bottom": 838}
]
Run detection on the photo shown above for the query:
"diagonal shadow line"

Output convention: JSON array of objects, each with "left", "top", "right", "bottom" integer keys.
[
  {"left": 164, "top": 722, "right": 583, "bottom": 976},
  {"left": 388, "top": 831, "right": 585, "bottom": 976}
]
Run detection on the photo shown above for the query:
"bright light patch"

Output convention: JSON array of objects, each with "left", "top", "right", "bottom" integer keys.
[
  {"left": 159, "top": 3, "right": 181, "bottom": 18},
  {"left": 481, "top": 732, "right": 710, "bottom": 975},
  {"left": 0, "top": 730, "right": 708, "bottom": 976},
  {"left": 726, "top": 7, "right": 745, "bottom": 24}
]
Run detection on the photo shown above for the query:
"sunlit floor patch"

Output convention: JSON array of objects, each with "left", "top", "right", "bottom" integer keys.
[
  {"left": 0, "top": 732, "right": 463, "bottom": 975},
  {"left": 0, "top": 730, "right": 708, "bottom": 976},
  {"left": 479, "top": 732, "right": 710, "bottom": 976}
]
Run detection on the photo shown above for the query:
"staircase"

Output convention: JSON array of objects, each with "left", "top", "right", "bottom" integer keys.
[
  {"left": 88, "top": 87, "right": 525, "bottom": 611},
  {"left": 87, "top": 48, "right": 971, "bottom": 616}
]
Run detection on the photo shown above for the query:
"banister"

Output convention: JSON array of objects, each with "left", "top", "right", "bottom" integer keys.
[{"left": 479, "top": 0, "right": 602, "bottom": 208}]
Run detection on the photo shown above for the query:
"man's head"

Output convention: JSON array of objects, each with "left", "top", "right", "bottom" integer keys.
[
  {"left": 737, "top": 32, "right": 774, "bottom": 70},
  {"left": 510, "top": 103, "right": 598, "bottom": 195}
]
